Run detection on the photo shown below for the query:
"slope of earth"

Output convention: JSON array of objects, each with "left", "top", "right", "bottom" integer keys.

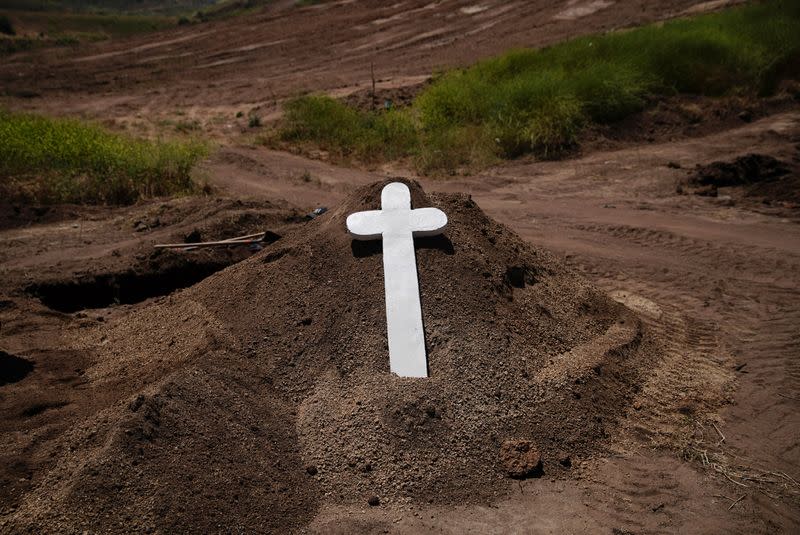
[
  {"left": 0, "top": 179, "right": 700, "bottom": 533},
  {"left": 0, "top": 0, "right": 745, "bottom": 129},
  {"left": 0, "top": 194, "right": 309, "bottom": 518}
]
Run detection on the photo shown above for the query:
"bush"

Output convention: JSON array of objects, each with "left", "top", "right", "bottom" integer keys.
[
  {"left": 279, "top": 95, "right": 417, "bottom": 162},
  {"left": 0, "top": 110, "right": 208, "bottom": 205},
  {"left": 248, "top": 114, "right": 262, "bottom": 128}
]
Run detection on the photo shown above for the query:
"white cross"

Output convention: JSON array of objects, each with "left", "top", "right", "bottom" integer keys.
[{"left": 346, "top": 182, "right": 448, "bottom": 378}]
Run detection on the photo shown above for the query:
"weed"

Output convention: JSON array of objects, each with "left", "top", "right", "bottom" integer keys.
[
  {"left": 0, "top": 110, "right": 208, "bottom": 205},
  {"left": 174, "top": 119, "right": 202, "bottom": 133},
  {"left": 278, "top": 95, "right": 417, "bottom": 162},
  {"left": 248, "top": 115, "right": 262, "bottom": 128}
]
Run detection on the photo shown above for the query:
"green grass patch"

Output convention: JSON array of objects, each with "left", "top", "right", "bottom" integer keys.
[
  {"left": 277, "top": 0, "right": 800, "bottom": 173},
  {"left": 278, "top": 95, "right": 418, "bottom": 162},
  {"left": 0, "top": 110, "right": 209, "bottom": 205}
]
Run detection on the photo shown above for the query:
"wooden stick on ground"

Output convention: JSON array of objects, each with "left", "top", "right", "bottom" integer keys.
[
  {"left": 221, "top": 232, "right": 268, "bottom": 242},
  {"left": 154, "top": 231, "right": 277, "bottom": 250},
  {"left": 712, "top": 422, "right": 726, "bottom": 443},
  {"left": 728, "top": 495, "right": 745, "bottom": 510},
  {"left": 154, "top": 238, "right": 265, "bottom": 249}
]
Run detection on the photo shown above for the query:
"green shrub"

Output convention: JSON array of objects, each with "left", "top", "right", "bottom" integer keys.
[
  {"left": 279, "top": 95, "right": 417, "bottom": 162},
  {"left": 248, "top": 114, "right": 262, "bottom": 128},
  {"left": 0, "top": 110, "right": 208, "bottom": 205}
]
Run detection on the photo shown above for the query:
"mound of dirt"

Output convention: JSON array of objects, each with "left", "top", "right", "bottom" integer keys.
[
  {"left": 3, "top": 180, "right": 655, "bottom": 533},
  {"left": 679, "top": 152, "right": 799, "bottom": 205}
]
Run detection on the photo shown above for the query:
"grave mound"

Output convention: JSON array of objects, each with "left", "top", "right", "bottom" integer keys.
[{"left": 6, "top": 180, "right": 654, "bottom": 533}]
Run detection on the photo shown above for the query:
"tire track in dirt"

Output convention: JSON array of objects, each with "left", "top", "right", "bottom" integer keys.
[{"left": 558, "top": 212, "right": 800, "bottom": 519}]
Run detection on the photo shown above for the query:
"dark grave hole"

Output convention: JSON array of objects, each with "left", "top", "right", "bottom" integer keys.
[
  {"left": 0, "top": 351, "right": 34, "bottom": 386},
  {"left": 26, "top": 252, "right": 249, "bottom": 313}
]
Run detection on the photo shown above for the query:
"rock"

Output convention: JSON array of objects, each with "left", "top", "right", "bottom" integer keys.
[
  {"left": 367, "top": 495, "right": 380, "bottom": 506},
  {"left": 714, "top": 195, "right": 735, "bottom": 206},
  {"left": 499, "top": 439, "right": 542, "bottom": 479},
  {"left": 738, "top": 110, "right": 753, "bottom": 123},
  {"left": 305, "top": 465, "right": 318, "bottom": 476}
]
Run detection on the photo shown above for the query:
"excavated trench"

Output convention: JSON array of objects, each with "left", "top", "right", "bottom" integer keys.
[{"left": 25, "top": 250, "right": 252, "bottom": 313}]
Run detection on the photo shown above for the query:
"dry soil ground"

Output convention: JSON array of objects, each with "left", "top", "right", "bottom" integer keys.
[{"left": 1, "top": 0, "right": 799, "bottom": 533}]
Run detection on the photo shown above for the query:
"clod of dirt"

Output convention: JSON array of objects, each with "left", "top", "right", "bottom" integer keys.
[
  {"left": 0, "top": 351, "right": 34, "bottom": 386},
  {"left": 499, "top": 439, "right": 543, "bottom": 479},
  {"left": 4, "top": 179, "right": 654, "bottom": 533},
  {"left": 679, "top": 153, "right": 798, "bottom": 202},
  {"left": 367, "top": 495, "right": 380, "bottom": 506},
  {"left": 689, "top": 154, "right": 790, "bottom": 188}
]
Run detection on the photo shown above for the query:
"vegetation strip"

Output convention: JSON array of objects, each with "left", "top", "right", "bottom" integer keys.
[
  {"left": 0, "top": 110, "right": 208, "bottom": 205},
  {"left": 276, "top": 0, "right": 800, "bottom": 173}
]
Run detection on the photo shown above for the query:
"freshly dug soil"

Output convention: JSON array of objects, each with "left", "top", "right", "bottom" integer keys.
[
  {"left": 343, "top": 80, "right": 430, "bottom": 113},
  {"left": 679, "top": 152, "right": 800, "bottom": 205},
  {"left": 3, "top": 180, "right": 655, "bottom": 533},
  {"left": 689, "top": 153, "right": 790, "bottom": 188}
]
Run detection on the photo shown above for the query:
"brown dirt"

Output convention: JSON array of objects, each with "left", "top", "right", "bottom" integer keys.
[
  {"left": 677, "top": 151, "right": 800, "bottom": 208},
  {"left": 2, "top": 179, "right": 671, "bottom": 531},
  {"left": 0, "top": 196, "right": 311, "bottom": 525},
  {"left": 581, "top": 90, "right": 800, "bottom": 155},
  {"left": 343, "top": 79, "right": 431, "bottom": 113},
  {"left": 200, "top": 110, "right": 800, "bottom": 533},
  {"left": 2, "top": 0, "right": 800, "bottom": 533}
]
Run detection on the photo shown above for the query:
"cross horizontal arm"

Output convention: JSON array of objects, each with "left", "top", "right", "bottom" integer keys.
[
  {"left": 410, "top": 207, "right": 448, "bottom": 237},
  {"left": 346, "top": 210, "right": 384, "bottom": 240}
]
